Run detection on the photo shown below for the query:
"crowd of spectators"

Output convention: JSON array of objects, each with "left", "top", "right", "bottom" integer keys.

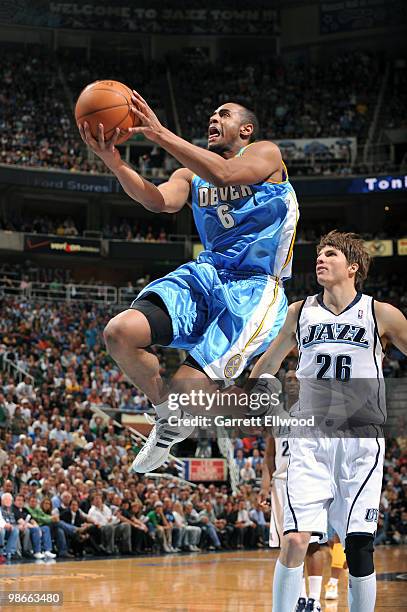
[
  {"left": 0, "top": 214, "right": 171, "bottom": 243},
  {"left": 175, "top": 50, "right": 381, "bottom": 143},
  {"left": 0, "top": 419, "right": 271, "bottom": 562},
  {"left": 375, "top": 439, "right": 407, "bottom": 546},
  {"left": 0, "top": 298, "right": 161, "bottom": 412},
  {"left": 0, "top": 44, "right": 404, "bottom": 178},
  {"left": 0, "top": 46, "right": 165, "bottom": 174},
  {"left": 102, "top": 218, "right": 169, "bottom": 242},
  {"left": 0, "top": 263, "right": 406, "bottom": 562}
]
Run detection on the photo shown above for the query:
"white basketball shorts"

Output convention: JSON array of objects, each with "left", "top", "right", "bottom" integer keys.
[{"left": 284, "top": 435, "right": 384, "bottom": 544}]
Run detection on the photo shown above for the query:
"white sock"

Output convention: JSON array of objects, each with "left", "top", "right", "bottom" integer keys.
[
  {"left": 154, "top": 400, "right": 171, "bottom": 419},
  {"left": 308, "top": 575, "right": 322, "bottom": 601},
  {"left": 348, "top": 572, "right": 376, "bottom": 612},
  {"left": 329, "top": 577, "right": 339, "bottom": 586},
  {"left": 300, "top": 576, "right": 307, "bottom": 599},
  {"left": 272, "top": 560, "right": 304, "bottom": 612}
]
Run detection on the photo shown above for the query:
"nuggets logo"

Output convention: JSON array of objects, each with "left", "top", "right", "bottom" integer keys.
[{"left": 224, "top": 354, "right": 243, "bottom": 379}]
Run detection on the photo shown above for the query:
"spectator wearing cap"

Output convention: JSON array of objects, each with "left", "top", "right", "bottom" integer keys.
[
  {"left": 0, "top": 492, "right": 20, "bottom": 561},
  {"left": 146, "top": 501, "right": 173, "bottom": 553}
]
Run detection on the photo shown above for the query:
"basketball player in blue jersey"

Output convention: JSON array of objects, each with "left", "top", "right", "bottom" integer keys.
[
  {"left": 248, "top": 231, "right": 407, "bottom": 612},
  {"left": 78, "top": 91, "right": 299, "bottom": 473}
]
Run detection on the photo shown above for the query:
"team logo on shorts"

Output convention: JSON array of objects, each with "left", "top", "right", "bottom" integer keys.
[
  {"left": 224, "top": 354, "right": 243, "bottom": 378},
  {"left": 365, "top": 508, "right": 379, "bottom": 522}
]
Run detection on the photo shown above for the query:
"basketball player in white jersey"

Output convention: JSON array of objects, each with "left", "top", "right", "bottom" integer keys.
[
  {"left": 261, "top": 369, "right": 324, "bottom": 611},
  {"left": 250, "top": 231, "right": 407, "bottom": 612}
]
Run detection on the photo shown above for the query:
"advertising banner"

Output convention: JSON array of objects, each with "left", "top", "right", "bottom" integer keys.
[
  {"left": 183, "top": 459, "right": 227, "bottom": 482},
  {"left": 24, "top": 234, "right": 101, "bottom": 257},
  {"left": 320, "top": 0, "right": 406, "bottom": 34}
]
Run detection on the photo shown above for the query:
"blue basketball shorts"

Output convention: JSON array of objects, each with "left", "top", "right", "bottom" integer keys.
[{"left": 132, "top": 260, "right": 288, "bottom": 381}]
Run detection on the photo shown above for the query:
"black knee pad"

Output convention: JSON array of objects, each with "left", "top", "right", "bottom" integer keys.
[
  {"left": 345, "top": 535, "right": 374, "bottom": 577},
  {"left": 131, "top": 293, "right": 173, "bottom": 346}
]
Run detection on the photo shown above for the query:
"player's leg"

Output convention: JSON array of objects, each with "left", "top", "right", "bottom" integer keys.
[
  {"left": 273, "top": 531, "right": 311, "bottom": 612},
  {"left": 304, "top": 542, "right": 324, "bottom": 611},
  {"left": 346, "top": 535, "right": 375, "bottom": 612},
  {"left": 332, "top": 435, "right": 384, "bottom": 612},
  {"left": 104, "top": 261, "right": 215, "bottom": 405},
  {"left": 103, "top": 302, "right": 168, "bottom": 404},
  {"left": 274, "top": 438, "right": 331, "bottom": 612},
  {"left": 325, "top": 532, "right": 347, "bottom": 600}
]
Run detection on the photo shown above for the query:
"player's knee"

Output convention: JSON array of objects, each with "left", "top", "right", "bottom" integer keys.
[
  {"left": 103, "top": 309, "right": 150, "bottom": 352},
  {"left": 345, "top": 535, "right": 374, "bottom": 577},
  {"left": 284, "top": 531, "right": 310, "bottom": 552}
]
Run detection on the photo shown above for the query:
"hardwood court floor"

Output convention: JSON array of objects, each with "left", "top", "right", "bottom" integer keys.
[{"left": 0, "top": 546, "right": 406, "bottom": 611}]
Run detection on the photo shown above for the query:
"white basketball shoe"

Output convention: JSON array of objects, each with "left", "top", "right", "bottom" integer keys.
[{"left": 130, "top": 413, "right": 195, "bottom": 473}]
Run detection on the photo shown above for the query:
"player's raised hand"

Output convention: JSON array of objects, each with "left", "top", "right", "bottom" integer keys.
[
  {"left": 128, "top": 90, "right": 164, "bottom": 141},
  {"left": 78, "top": 122, "right": 122, "bottom": 169}
]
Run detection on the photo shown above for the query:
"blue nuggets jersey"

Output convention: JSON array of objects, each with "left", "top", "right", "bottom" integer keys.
[{"left": 191, "top": 147, "right": 299, "bottom": 279}]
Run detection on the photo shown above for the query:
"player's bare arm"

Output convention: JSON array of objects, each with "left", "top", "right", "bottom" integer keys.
[
  {"left": 249, "top": 301, "right": 303, "bottom": 378},
  {"left": 78, "top": 122, "right": 191, "bottom": 213},
  {"left": 129, "top": 91, "right": 282, "bottom": 186},
  {"left": 374, "top": 301, "right": 407, "bottom": 354}
]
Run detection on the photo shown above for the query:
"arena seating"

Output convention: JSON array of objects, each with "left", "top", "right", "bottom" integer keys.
[{"left": 0, "top": 46, "right": 404, "bottom": 177}]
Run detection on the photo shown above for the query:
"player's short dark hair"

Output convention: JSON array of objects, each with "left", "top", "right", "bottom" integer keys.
[
  {"left": 317, "top": 230, "right": 371, "bottom": 290},
  {"left": 236, "top": 104, "right": 259, "bottom": 143}
]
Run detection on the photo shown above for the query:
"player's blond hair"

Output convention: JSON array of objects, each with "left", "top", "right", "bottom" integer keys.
[{"left": 317, "top": 230, "right": 371, "bottom": 290}]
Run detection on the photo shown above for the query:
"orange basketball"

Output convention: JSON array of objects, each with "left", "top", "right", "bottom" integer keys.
[{"left": 75, "top": 80, "right": 140, "bottom": 145}]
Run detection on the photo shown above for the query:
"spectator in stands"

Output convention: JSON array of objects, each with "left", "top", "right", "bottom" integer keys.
[
  {"left": 87, "top": 492, "right": 131, "bottom": 555},
  {"left": 235, "top": 499, "right": 257, "bottom": 548},
  {"left": 146, "top": 500, "right": 174, "bottom": 553},
  {"left": 172, "top": 501, "right": 201, "bottom": 551},
  {"left": 25, "top": 495, "right": 73, "bottom": 558},
  {"left": 239, "top": 460, "right": 256, "bottom": 485},
  {"left": 12, "top": 493, "right": 56, "bottom": 559},
  {"left": 0, "top": 493, "right": 20, "bottom": 561},
  {"left": 249, "top": 499, "right": 269, "bottom": 547}
]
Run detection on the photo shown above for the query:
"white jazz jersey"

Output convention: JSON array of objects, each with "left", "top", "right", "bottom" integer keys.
[
  {"left": 270, "top": 432, "right": 322, "bottom": 548},
  {"left": 295, "top": 292, "right": 386, "bottom": 426},
  {"left": 273, "top": 437, "right": 290, "bottom": 481},
  {"left": 284, "top": 292, "right": 385, "bottom": 543}
]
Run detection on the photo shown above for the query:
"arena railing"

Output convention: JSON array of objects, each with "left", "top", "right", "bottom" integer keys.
[
  {"left": 0, "top": 353, "right": 35, "bottom": 385},
  {"left": 0, "top": 279, "right": 118, "bottom": 304}
]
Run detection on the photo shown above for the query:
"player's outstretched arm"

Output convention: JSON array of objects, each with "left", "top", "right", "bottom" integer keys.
[
  {"left": 375, "top": 301, "right": 407, "bottom": 355},
  {"left": 250, "top": 301, "right": 302, "bottom": 378},
  {"left": 78, "top": 122, "right": 191, "bottom": 213},
  {"left": 128, "top": 91, "right": 281, "bottom": 186}
]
